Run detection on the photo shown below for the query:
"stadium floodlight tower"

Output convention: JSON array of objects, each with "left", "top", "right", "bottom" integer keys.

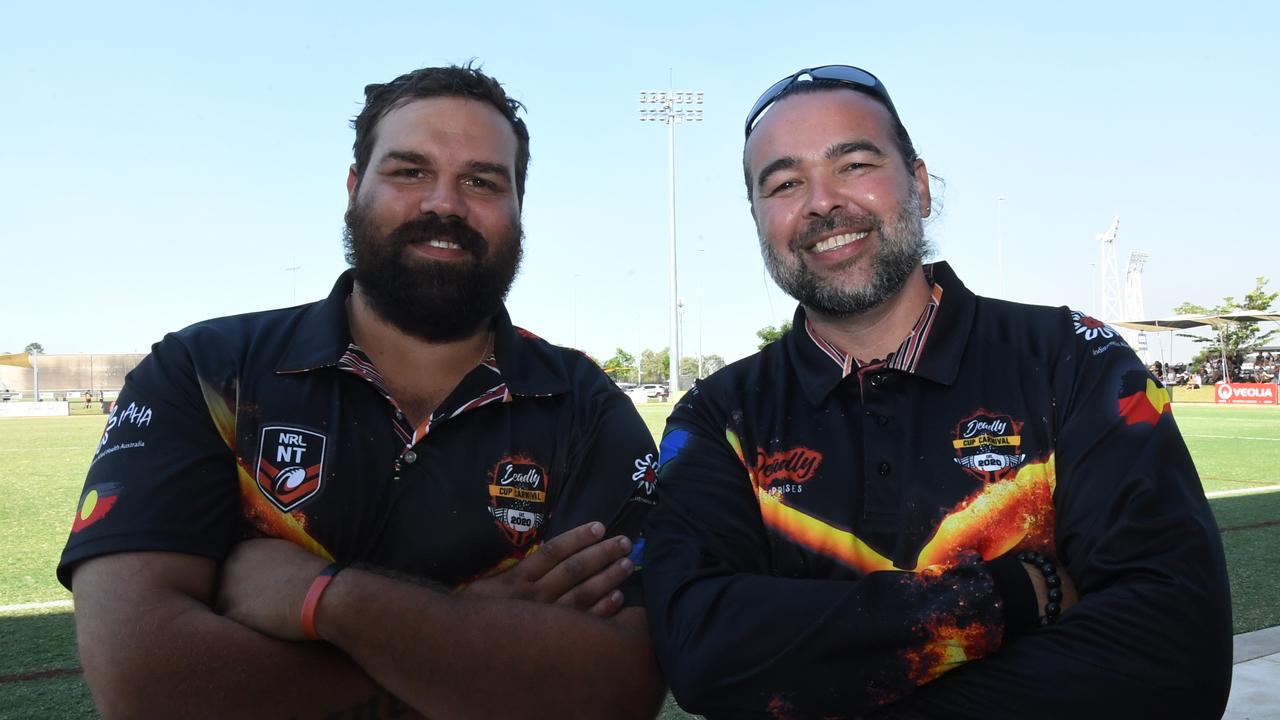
[
  {"left": 1124, "top": 249, "right": 1152, "bottom": 362},
  {"left": 1098, "top": 216, "right": 1123, "bottom": 325},
  {"left": 638, "top": 87, "right": 703, "bottom": 396}
]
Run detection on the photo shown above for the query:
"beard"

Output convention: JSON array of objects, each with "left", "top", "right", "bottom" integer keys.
[
  {"left": 343, "top": 204, "right": 523, "bottom": 342},
  {"left": 760, "top": 186, "right": 931, "bottom": 317}
]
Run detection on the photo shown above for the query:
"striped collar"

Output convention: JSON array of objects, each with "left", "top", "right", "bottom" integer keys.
[
  {"left": 803, "top": 280, "right": 944, "bottom": 378},
  {"left": 785, "top": 261, "right": 976, "bottom": 405},
  {"left": 337, "top": 343, "right": 509, "bottom": 447}
]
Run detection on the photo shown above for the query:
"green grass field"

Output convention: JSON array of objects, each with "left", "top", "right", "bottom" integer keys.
[{"left": 2, "top": 401, "right": 1277, "bottom": 719}]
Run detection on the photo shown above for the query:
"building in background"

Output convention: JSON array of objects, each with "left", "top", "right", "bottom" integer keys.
[{"left": 0, "top": 354, "right": 146, "bottom": 401}]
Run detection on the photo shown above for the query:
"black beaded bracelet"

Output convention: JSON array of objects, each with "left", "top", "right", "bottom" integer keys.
[{"left": 1017, "top": 550, "right": 1063, "bottom": 626}]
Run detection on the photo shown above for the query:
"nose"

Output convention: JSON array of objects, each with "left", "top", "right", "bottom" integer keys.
[
  {"left": 419, "top": 180, "right": 467, "bottom": 220},
  {"left": 802, "top": 176, "right": 843, "bottom": 218}
]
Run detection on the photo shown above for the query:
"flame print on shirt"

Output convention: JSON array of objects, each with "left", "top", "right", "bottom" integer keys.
[
  {"left": 725, "top": 428, "right": 1056, "bottom": 574},
  {"left": 1117, "top": 370, "right": 1171, "bottom": 426},
  {"left": 726, "top": 427, "right": 1055, "bottom": 691},
  {"left": 198, "top": 377, "right": 333, "bottom": 562},
  {"left": 899, "top": 559, "right": 1008, "bottom": 679}
]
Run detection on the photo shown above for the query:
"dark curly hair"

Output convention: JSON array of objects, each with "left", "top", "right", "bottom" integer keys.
[
  {"left": 743, "top": 80, "right": 917, "bottom": 203},
  {"left": 351, "top": 63, "right": 530, "bottom": 203}
]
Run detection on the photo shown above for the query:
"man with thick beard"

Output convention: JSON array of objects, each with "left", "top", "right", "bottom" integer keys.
[
  {"left": 59, "top": 65, "right": 664, "bottom": 719},
  {"left": 643, "top": 66, "right": 1231, "bottom": 719}
]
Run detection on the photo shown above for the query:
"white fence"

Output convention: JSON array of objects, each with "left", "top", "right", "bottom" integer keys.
[{"left": 0, "top": 401, "right": 69, "bottom": 418}]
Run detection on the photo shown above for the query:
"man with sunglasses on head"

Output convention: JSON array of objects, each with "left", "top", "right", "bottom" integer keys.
[
  {"left": 59, "top": 64, "right": 664, "bottom": 719},
  {"left": 643, "top": 65, "right": 1231, "bottom": 719}
]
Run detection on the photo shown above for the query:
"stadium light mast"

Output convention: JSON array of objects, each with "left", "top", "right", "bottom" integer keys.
[
  {"left": 639, "top": 85, "right": 703, "bottom": 395},
  {"left": 285, "top": 265, "right": 301, "bottom": 304}
]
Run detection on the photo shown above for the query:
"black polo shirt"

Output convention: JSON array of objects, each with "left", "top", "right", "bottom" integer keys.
[
  {"left": 644, "top": 262, "right": 1231, "bottom": 719},
  {"left": 59, "top": 272, "right": 658, "bottom": 597}
]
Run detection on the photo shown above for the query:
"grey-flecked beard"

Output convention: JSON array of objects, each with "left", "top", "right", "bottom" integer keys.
[{"left": 761, "top": 186, "right": 930, "bottom": 317}]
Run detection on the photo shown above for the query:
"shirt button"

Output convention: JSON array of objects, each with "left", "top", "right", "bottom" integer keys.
[
  {"left": 876, "top": 415, "right": 889, "bottom": 427},
  {"left": 870, "top": 375, "right": 883, "bottom": 388},
  {"left": 395, "top": 410, "right": 404, "bottom": 419},
  {"left": 877, "top": 461, "right": 891, "bottom": 476},
  {"left": 403, "top": 450, "right": 418, "bottom": 464}
]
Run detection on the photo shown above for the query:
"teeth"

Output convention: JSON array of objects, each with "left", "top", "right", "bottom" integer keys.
[
  {"left": 427, "top": 239, "right": 461, "bottom": 249},
  {"left": 812, "top": 231, "right": 868, "bottom": 253}
]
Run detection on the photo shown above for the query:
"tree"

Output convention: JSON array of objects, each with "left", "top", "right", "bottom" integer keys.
[
  {"left": 756, "top": 322, "right": 793, "bottom": 350},
  {"left": 24, "top": 342, "right": 44, "bottom": 355},
  {"left": 679, "top": 356, "right": 700, "bottom": 380},
  {"left": 1175, "top": 276, "right": 1278, "bottom": 370},
  {"left": 679, "top": 354, "right": 728, "bottom": 381},
  {"left": 601, "top": 348, "right": 638, "bottom": 384},
  {"left": 640, "top": 348, "right": 669, "bottom": 384}
]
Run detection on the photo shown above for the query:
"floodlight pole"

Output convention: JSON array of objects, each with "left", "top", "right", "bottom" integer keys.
[
  {"left": 639, "top": 87, "right": 703, "bottom": 396},
  {"left": 285, "top": 265, "right": 301, "bottom": 304},
  {"left": 696, "top": 246, "right": 705, "bottom": 380}
]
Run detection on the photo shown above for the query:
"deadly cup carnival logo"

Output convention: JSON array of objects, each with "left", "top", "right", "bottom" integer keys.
[
  {"left": 488, "top": 455, "right": 548, "bottom": 546},
  {"left": 951, "top": 411, "right": 1026, "bottom": 481}
]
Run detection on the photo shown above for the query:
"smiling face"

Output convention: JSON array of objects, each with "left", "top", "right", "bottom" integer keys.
[
  {"left": 343, "top": 96, "right": 524, "bottom": 341},
  {"left": 745, "top": 89, "right": 932, "bottom": 317}
]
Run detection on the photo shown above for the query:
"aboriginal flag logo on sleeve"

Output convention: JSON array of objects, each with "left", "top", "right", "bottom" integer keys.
[
  {"left": 1117, "top": 370, "right": 1171, "bottom": 426},
  {"left": 488, "top": 455, "right": 548, "bottom": 547},
  {"left": 255, "top": 426, "right": 326, "bottom": 512},
  {"left": 72, "top": 483, "right": 122, "bottom": 533}
]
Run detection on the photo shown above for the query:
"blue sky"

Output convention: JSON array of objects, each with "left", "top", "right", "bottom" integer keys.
[{"left": 4, "top": 1, "right": 1277, "bottom": 365}]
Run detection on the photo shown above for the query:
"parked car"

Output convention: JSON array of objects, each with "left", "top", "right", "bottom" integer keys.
[
  {"left": 641, "top": 383, "right": 670, "bottom": 401},
  {"left": 0, "top": 383, "right": 20, "bottom": 401}
]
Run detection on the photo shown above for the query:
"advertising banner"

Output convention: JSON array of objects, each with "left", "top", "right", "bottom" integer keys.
[{"left": 1214, "top": 383, "right": 1278, "bottom": 405}]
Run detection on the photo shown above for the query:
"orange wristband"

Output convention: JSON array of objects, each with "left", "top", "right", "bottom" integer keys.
[{"left": 300, "top": 563, "right": 344, "bottom": 641}]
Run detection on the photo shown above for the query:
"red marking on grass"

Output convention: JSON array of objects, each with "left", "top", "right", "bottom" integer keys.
[{"left": 0, "top": 666, "right": 82, "bottom": 685}]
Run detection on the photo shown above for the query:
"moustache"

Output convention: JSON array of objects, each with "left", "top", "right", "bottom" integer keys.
[
  {"left": 791, "top": 210, "right": 879, "bottom": 252},
  {"left": 387, "top": 215, "right": 488, "bottom": 258}
]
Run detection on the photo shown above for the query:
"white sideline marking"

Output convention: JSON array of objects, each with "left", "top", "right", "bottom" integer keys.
[
  {"left": 1185, "top": 434, "right": 1280, "bottom": 442},
  {"left": 1206, "top": 485, "right": 1280, "bottom": 499},
  {"left": 0, "top": 599, "right": 73, "bottom": 614},
  {"left": 0, "top": 446, "right": 89, "bottom": 452}
]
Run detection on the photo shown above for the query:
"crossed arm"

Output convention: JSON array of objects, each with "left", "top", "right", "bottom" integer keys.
[{"left": 72, "top": 522, "right": 665, "bottom": 720}]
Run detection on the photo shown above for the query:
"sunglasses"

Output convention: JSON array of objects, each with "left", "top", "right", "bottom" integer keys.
[{"left": 743, "top": 65, "right": 899, "bottom": 138}]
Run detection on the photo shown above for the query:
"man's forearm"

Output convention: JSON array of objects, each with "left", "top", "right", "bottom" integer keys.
[
  {"left": 84, "top": 599, "right": 415, "bottom": 720},
  {"left": 72, "top": 554, "right": 419, "bottom": 720},
  {"left": 315, "top": 567, "right": 664, "bottom": 720}
]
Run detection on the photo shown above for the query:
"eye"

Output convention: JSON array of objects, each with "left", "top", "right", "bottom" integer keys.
[
  {"left": 765, "top": 178, "right": 800, "bottom": 197},
  {"left": 464, "top": 176, "right": 508, "bottom": 194},
  {"left": 391, "top": 167, "right": 426, "bottom": 179}
]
